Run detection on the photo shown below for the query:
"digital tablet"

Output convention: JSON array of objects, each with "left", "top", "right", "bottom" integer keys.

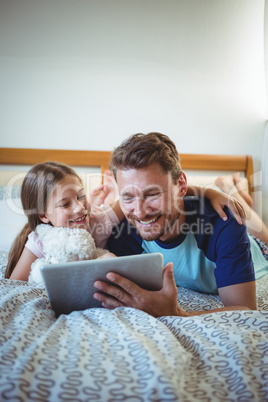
[{"left": 40, "top": 253, "right": 164, "bottom": 316}]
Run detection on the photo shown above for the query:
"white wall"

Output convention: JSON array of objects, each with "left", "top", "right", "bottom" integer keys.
[{"left": 0, "top": 0, "right": 267, "bottom": 216}]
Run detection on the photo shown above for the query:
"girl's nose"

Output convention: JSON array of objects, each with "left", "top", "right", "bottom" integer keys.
[{"left": 73, "top": 200, "right": 84, "bottom": 213}]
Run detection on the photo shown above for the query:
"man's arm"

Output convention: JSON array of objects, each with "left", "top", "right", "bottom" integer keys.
[
  {"left": 218, "top": 281, "right": 256, "bottom": 310},
  {"left": 93, "top": 263, "right": 255, "bottom": 317}
]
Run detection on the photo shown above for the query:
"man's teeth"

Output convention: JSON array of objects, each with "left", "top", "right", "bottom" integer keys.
[{"left": 139, "top": 216, "right": 158, "bottom": 225}]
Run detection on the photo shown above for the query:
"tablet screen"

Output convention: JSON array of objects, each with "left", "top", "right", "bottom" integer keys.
[{"left": 40, "top": 253, "right": 164, "bottom": 315}]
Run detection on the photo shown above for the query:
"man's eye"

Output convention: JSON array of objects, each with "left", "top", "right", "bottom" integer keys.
[{"left": 146, "top": 192, "right": 161, "bottom": 199}]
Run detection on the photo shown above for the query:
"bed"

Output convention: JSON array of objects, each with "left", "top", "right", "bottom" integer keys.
[{"left": 0, "top": 147, "right": 267, "bottom": 401}]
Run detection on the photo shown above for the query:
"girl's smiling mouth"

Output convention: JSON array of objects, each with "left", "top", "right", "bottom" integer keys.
[{"left": 70, "top": 214, "right": 88, "bottom": 224}]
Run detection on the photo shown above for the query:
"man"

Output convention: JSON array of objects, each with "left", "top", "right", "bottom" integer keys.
[{"left": 93, "top": 132, "right": 267, "bottom": 317}]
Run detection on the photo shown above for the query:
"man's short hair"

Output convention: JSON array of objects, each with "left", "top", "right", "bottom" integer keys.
[{"left": 111, "top": 132, "right": 182, "bottom": 183}]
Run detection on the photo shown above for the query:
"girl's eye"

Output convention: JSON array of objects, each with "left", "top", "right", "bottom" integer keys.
[
  {"left": 78, "top": 195, "right": 85, "bottom": 200},
  {"left": 122, "top": 196, "right": 135, "bottom": 203},
  {"left": 60, "top": 202, "right": 69, "bottom": 208}
]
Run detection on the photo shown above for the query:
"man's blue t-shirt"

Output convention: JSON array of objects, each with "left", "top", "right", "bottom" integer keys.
[{"left": 107, "top": 197, "right": 256, "bottom": 294}]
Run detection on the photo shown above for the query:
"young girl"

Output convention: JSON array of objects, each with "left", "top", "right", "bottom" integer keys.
[
  {"left": 5, "top": 161, "right": 245, "bottom": 281},
  {"left": 5, "top": 162, "right": 122, "bottom": 281}
]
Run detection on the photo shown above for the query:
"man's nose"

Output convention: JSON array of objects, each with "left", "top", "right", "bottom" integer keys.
[{"left": 132, "top": 197, "right": 147, "bottom": 218}]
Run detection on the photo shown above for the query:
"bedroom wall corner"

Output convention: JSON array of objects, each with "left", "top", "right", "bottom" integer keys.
[
  {"left": 265, "top": 0, "right": 268, "bottom": 114},
  {"left": 261, "top": 0, "right": 268, "bottom": 225},
  {"left": 262, "top": 122, "right": 268, "bottom": 225}
]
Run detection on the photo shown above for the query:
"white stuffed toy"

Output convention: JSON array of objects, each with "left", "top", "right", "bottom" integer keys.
[{"left": 28, "top": 224, "right": 108, "bottom": 285}]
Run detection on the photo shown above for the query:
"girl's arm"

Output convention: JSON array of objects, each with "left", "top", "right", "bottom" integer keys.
[
  {"left": 89, "top": 185, "right": 124, "bottom": 221},
  {"left": 89, "top": 183, "right": 246, "bottom": 225},
  {"left": 10, "top": 247, "right": 38, "bottom": 281},
  {"left": 109, "top": 186, "right": 246, "bottom": 225},
  {"left": 110, "top": 200, "right": 124, "bottom": 221},
  {"left": 187, "top": 185, "right": 246, "bottom": 225}
]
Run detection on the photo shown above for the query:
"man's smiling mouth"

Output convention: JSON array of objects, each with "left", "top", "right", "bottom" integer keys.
[{"left": 135, "top": 215, "right": 161, "bottom": 226}]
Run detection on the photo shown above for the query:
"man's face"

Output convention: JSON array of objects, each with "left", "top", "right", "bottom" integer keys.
[{"left": 117, "top": 163, "right": 187, "bottom": 242}]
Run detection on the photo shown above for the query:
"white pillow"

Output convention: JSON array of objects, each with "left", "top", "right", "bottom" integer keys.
[
  {"left": 186, "top": 175, "right": 249, "bottom": 193},
  {"left": 0, "top": 198, "right": 27, "bottom": 251},
  {"left": 187, "top": 175, "right": 220, "bottom": 190}
]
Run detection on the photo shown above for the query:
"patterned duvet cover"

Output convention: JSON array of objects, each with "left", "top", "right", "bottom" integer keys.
[{"left": 0, "top": 251, "right": 268, "bottom": 401}]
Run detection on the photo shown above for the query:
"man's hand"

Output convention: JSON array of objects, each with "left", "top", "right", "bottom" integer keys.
[
  {"left": 93, "top": 262, "right": 181, "bottom": 317},
  {"left": 93, "top": 262, "right": 255, "bottom": 317}
]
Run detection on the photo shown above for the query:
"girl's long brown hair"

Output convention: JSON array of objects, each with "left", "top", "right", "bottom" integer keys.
[{"left": 5, "top": 162, "right": 83, "bottom": 278}]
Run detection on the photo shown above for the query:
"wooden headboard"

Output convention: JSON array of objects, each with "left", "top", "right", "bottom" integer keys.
[
  {"left": 0, "top": 148, "right": 112, "bottom": 176},
  {"left": 0, "top": 148, "right": 254, "bottom": 196},
  {"left": 180, "top": 153, "right": 254, "bottom": 195}
]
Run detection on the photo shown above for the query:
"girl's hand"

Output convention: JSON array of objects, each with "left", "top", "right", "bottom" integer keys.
[
  {"left": 97, "top": 252, "right": 117, "bottom": 259},
  {"left": 203, "top": 188, "right": 246, "bottom": 225},
  {"left": 89, "top": 184, "right": 109, "bottom": 209},
  {"left": 186, "top": 185, "right": 246, "bottom": 225}
]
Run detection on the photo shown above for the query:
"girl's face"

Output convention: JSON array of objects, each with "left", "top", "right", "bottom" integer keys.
[{"left": 39, "top": 176, "right": 90, "bottom": 229}]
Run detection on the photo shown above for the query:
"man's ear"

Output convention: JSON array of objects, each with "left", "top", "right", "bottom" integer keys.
[
  {"left": 39, "top": 214, "right": 50, "bottom": 224},
  {"left": 178, "top": 171, "right": 187, "bottom": 197}
]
